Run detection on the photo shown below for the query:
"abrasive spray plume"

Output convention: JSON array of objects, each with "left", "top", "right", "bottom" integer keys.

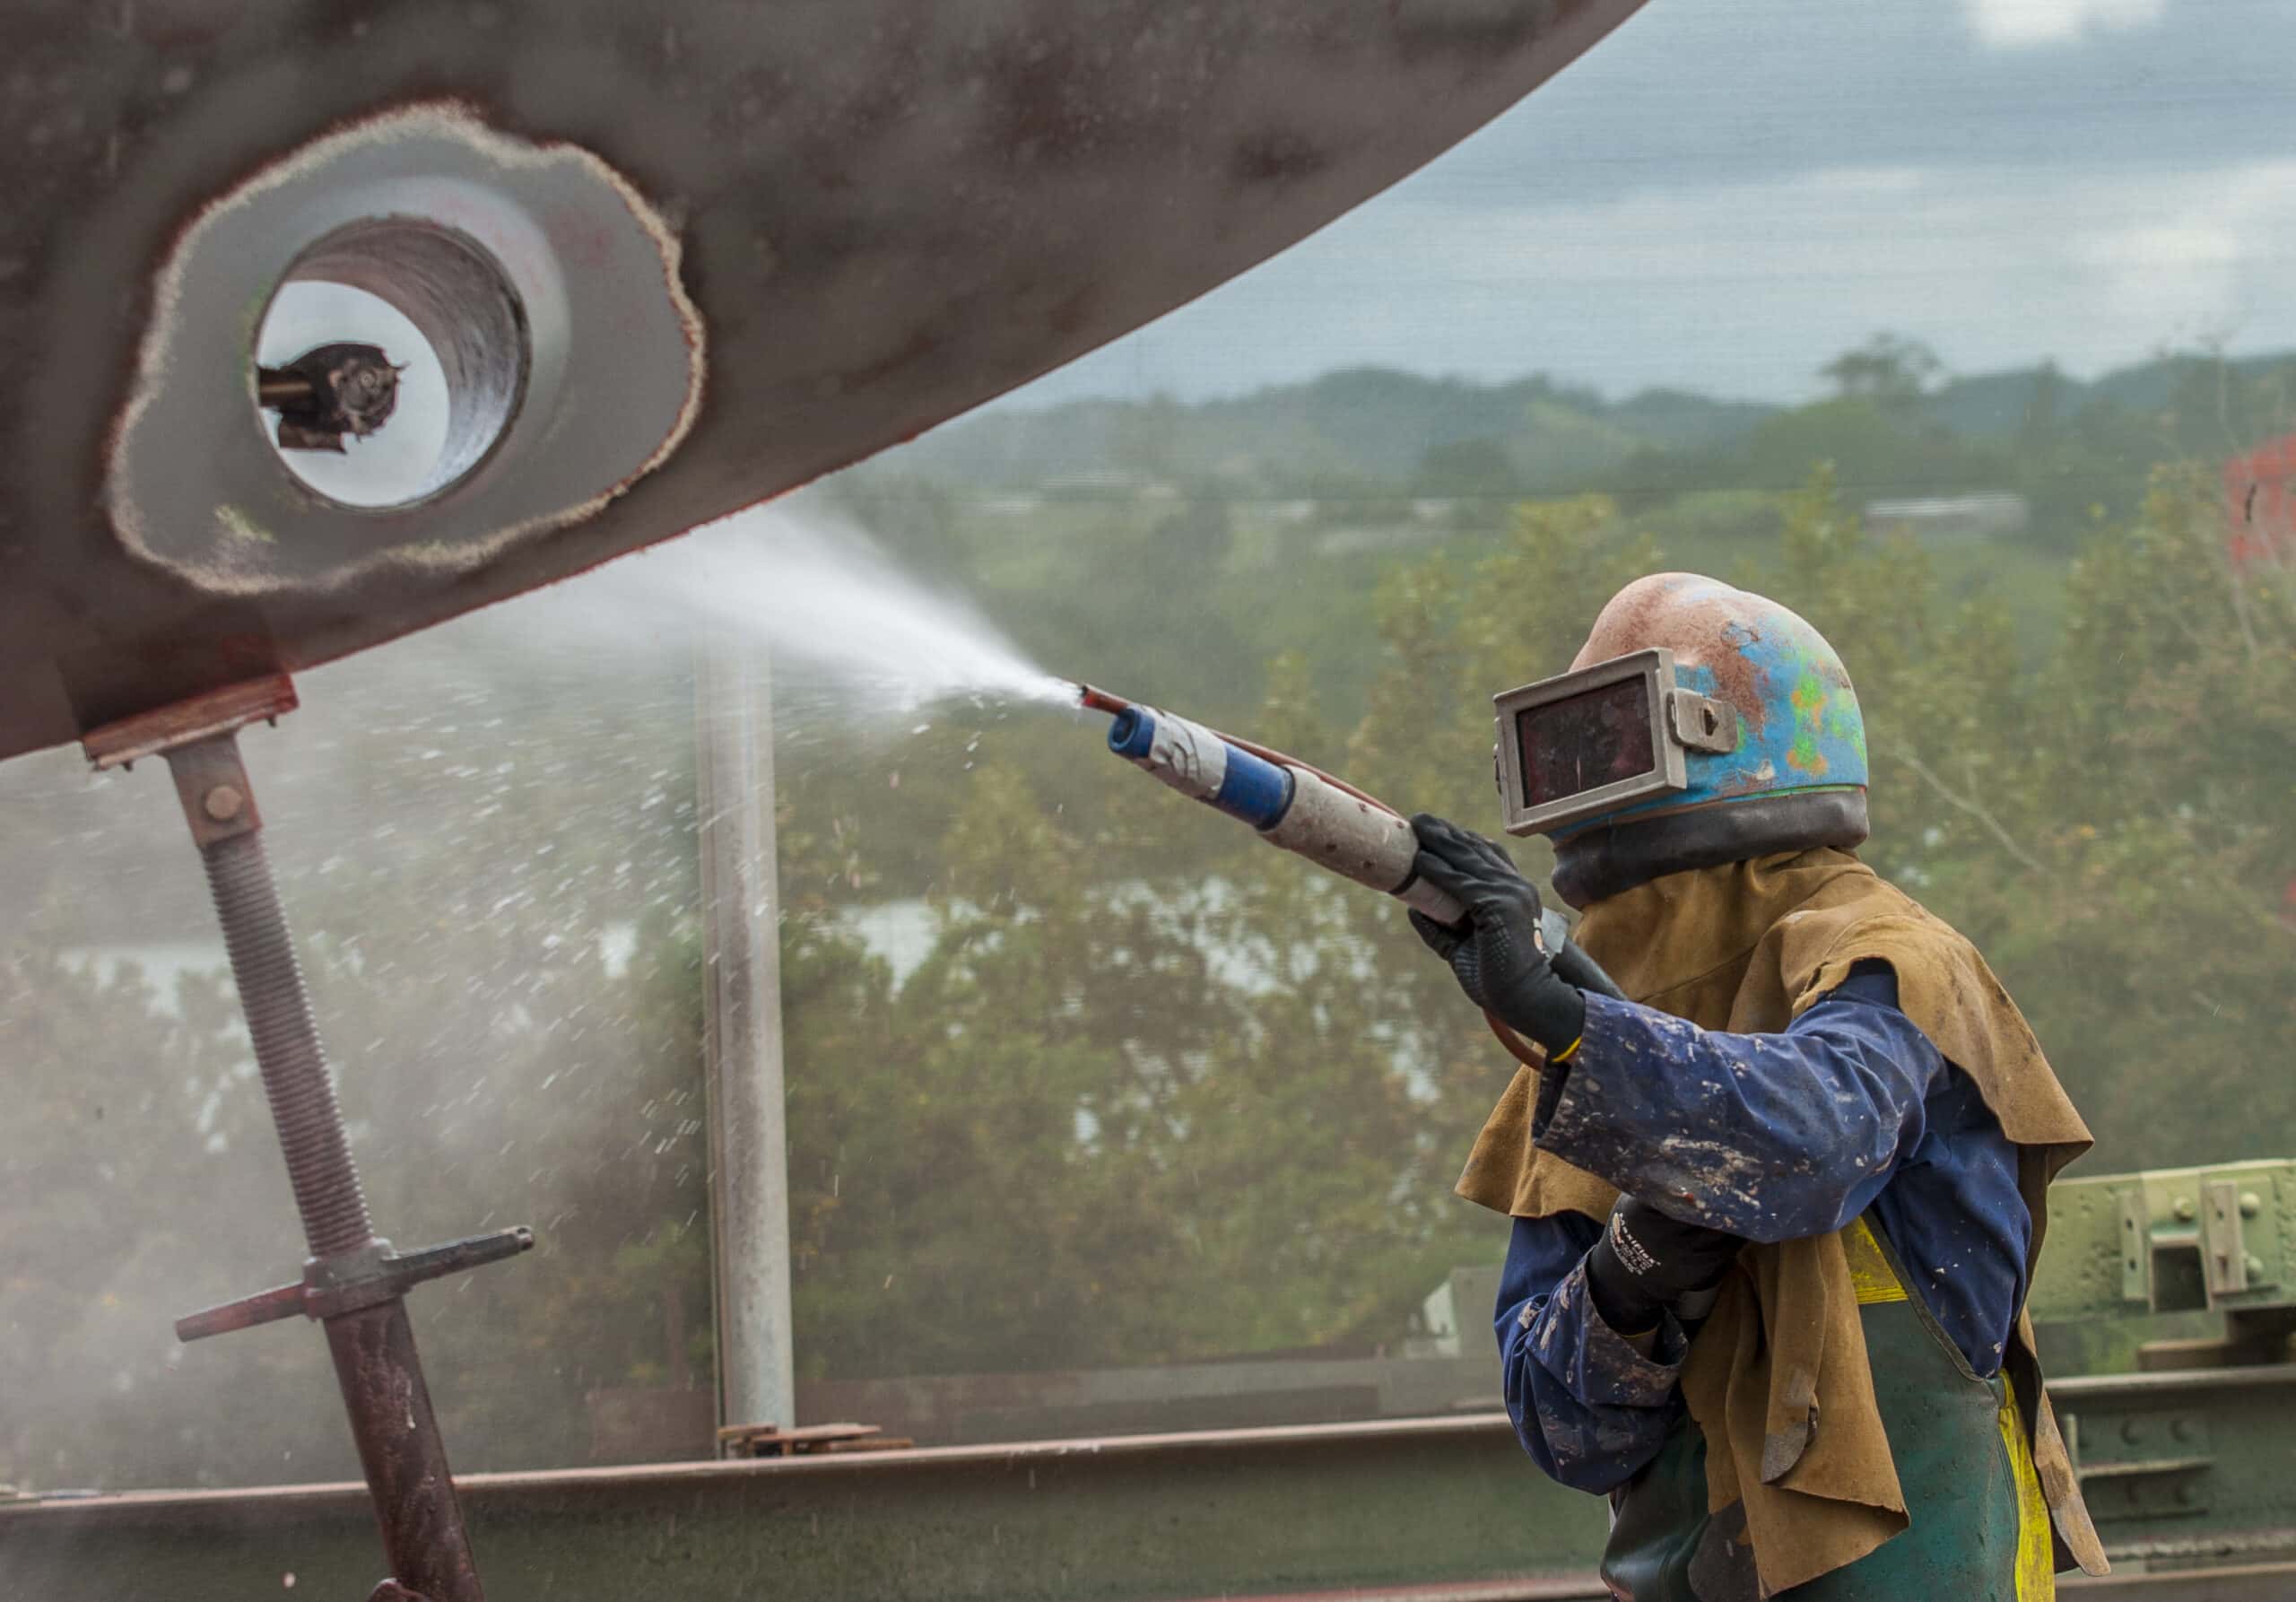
[{"left": 524, "top": 503, "right": 1074, "bottom": 720}]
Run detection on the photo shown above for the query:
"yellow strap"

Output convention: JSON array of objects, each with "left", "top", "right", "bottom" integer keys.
[
  {"left": 1844, "top": 1216, "right": 1909, "bottom": 1306},
  {"left": 2000, "top": 1373, "right": 2057, "bottom": 1601}
]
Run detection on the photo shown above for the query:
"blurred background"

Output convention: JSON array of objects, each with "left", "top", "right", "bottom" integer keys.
[{"left": 4, "top": 0, "right": 2292, "bottom": 1491}]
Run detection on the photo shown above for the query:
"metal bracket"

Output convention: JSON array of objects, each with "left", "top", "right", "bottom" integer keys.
[
  {"left": 80, "top": 675, "right": 298, "bottom": 771},
  {"left": 177, "top": 1227, "right": 535, "bottom": 1343},
  {"left": 1665, "top": 687, "right": 1739, "bottom": 753},
  {"left": 2067, "top": 1408, "right": 2214, "bottom": 1520},
  {"left": 2122, "top": 1190, "right": 2154, "bottom": 1304},
  {"left": 2204, "top": 1180, "right": 2254, "bottom": 1300}
]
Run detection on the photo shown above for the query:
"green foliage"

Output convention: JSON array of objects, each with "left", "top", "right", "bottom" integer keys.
[
  {"left": 5, "top": 342, "right": 2293, "bottom": 1493},
  {"left": 769, "top": 461, "right": 2294, "bottom": 1399}
]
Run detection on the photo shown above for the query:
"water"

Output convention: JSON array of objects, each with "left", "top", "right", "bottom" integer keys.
[{"left": 564, "top": 504, "right": 1074, "bottom": 719}]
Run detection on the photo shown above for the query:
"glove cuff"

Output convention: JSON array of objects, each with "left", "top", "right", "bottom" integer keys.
[
  {"left": 1505, "top": 971, "right": 1586, "bottom": 1058},
  {"left": 1584, "top": 1229, "right": 1665, "bottom": 1336}
]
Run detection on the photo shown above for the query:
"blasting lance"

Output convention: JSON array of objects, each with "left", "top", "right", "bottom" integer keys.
[{"left": 1076, "top": 684, "right": 1625, "bottom": 1004}]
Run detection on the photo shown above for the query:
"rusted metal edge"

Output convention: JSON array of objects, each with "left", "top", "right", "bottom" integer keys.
[
  {"left": 0, "top": 1412, "right": 1528, "bottom": 1523},
  {"left": 1160, "top": 1578, "right": 2296, "bottom": 1602},
  {"left": 80, "top": 675, "right": 297, "bottom": 769},
  {"left": 1168, "top": 1580, "right": 1610, "bottom": 1602},
  {"left": 1167, "top": 1580, "right": 2296, "bottom": 1602},
  {"left": 1172, "top": 1568, "right": 2296, "bottom": 1602},
  {"left": 2099, "top": 1529, "right": 2296, "bottom": 1563},
  {"left": 2051, "top": 1363, "right": 2296, "bottom": 1400},
  {"left": 2063, "top": 1559, "right": 2296, "bottom": 1598},
  {"left": 715, "top": 1422, "right": 882, "bottom": 1445},
  {"left": 13, "top": 1370, "right": 2296, "bottom": 1525}
]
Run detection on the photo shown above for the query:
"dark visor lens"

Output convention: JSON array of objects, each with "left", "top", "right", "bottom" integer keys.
[{"left": 1517, "top": 676, "right": 1656, "bottom": 807}]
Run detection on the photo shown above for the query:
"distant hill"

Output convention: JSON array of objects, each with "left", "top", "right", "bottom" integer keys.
[
  {"left": 891, "top": 367, "right": 1775, "bottom": 492},
  {"left": 1920, "top": 352, "right": 2296, "bottom": 439},
  {"left": 883, "top": 349, "right": 2296, "bottom": 501}
]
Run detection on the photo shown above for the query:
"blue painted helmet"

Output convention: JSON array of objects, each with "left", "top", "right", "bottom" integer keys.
[{"left": 1494, "top": 573, "right": 1870, "bottom": 906}]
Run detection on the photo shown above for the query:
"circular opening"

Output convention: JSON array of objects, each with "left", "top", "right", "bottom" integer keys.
[
  {"left": 253, "top": 220, "right": 527, "bottom": 510},
  {"left": 1108, "top": 706, "right": 1150, "bottom": 756}
]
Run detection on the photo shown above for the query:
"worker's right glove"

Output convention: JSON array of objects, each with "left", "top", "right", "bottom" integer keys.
[
  {"left": 1406, "top": 814, "right": 1587, "bottom": 1058},
  {"left": 1584, "top": 1197, "right": 1745, "bottom": 1336}
]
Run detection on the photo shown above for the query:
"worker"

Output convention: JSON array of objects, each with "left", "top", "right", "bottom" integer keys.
[{"left": 1405, "top": 573, "right": 2109, "bottom": 1600}]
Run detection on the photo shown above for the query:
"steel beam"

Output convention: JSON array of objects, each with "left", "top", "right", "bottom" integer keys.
[
  {"left": 12, "top": 1386, "right": 2296, "bottom": 1602},
  {"left": 0, "top": 1416, "right": 1606, "bottom": 1602},
  {"left": 2049, "top": 1366, "right": 2296, "bottom": 1568}
]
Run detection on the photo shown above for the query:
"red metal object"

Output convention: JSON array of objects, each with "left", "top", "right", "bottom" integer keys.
[
  {"left": 1076, "top": 683, "right": 1134, "bottom": 716},
  {"left": 2222, "top": 435, "right": 2296, "bottom": 571},
  {"left": 2222, "top": 448, "right": 2296, "bottom": 920}
]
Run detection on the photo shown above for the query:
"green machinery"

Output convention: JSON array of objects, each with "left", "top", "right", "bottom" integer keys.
[
  {"left": 2035, "top": 1158, "right": 2296, "bottom": 1366},
  {"left": 2023, "top": 1159, "right": 2296, "bottom": 1563}
]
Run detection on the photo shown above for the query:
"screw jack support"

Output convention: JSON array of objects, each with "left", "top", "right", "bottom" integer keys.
[{"left": 84, "top": 677, "right": 531, "bottom": 1602}]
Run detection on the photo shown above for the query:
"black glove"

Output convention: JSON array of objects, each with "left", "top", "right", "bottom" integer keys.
[
  {"left": 1584, "top": 1197, "right": 1744, "bottom": 1335},
  {"left": 1406, "top": 814, "right": 1586, "bottom": 1056}
]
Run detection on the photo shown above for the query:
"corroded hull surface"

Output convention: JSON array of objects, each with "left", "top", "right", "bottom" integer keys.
[{"left": 0, "top": 0, "right": 1643, "bottom": 760}]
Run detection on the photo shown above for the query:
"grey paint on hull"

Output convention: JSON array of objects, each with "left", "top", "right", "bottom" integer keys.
[{"left": 0, "top": 0, "right": 1645, "bottom": 762}]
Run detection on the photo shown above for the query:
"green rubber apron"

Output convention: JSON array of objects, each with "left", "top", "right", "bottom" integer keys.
[{"left": 1598, "top": 1218, "right": 2056, "bottom": 1602}]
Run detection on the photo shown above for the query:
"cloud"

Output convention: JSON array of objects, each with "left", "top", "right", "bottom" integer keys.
[
  {"left": 1961, "top": 0, "right": 2168, "bottom": 48},
  {"left": 1434, "top": 157, "right": 2296, "bottom": 387},
  {"left": 978, "top": 0, "right": 2296, "bottom": 412},
  {"left": 2067, "top": 163, "right": 2296, "bottom": 348},
  {"left": 1004, "top": 157, "right": 2296, "bottom": 406}
]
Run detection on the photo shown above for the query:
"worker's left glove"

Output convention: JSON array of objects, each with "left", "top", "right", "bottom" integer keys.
[
  {"left": 1584, "top": 1197, "right": 1745, "bottom": 1336},
  {"left": 1407, "top": 814, "right": 1586, "bottom": 1058}
]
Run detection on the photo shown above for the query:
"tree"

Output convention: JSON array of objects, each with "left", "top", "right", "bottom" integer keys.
[{"left": 1821, "top": 334, "right": 1944, "bottom": 409}]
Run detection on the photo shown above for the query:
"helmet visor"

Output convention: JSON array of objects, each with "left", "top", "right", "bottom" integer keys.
[
  {"left": 1517, "top": 675, "right": 1657, "bottom": 810},
  {"left": 1492, "top": 648, "right": 1692, "bottom": 837}
]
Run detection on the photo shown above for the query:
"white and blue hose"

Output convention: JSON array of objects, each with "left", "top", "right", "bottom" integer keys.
[{"left": 1106, "top": 703, "right": 1465, "bottom": 925}]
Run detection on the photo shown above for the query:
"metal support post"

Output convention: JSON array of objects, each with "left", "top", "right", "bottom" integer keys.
[
  {"left": 83, "top": 678, "right": 530, "bottom": 1602},
  {"left": 694, "top": 638, "right": 796, "bottom": 1444}
]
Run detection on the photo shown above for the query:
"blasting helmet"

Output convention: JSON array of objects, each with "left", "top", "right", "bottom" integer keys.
[{"left": 1492, "top": 573, "right": 1870, "bottom": 907}]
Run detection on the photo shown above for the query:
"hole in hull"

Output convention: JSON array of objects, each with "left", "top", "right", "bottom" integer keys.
[{"left": 253, "top": 221, "right": 526, "bottom": 510}]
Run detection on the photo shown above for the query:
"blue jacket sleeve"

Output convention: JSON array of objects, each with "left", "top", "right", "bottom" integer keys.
[
  {"left": 1496, "top": 1211, "right": 1689, "bottom": 1493},
  {"left": 1534, "top": 965, "right": 1947, "bottom": 1244}
]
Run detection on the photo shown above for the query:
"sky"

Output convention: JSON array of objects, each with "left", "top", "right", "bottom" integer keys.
[{"left": 999, "top": 0, "right": 2296, "bottom": 408}]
